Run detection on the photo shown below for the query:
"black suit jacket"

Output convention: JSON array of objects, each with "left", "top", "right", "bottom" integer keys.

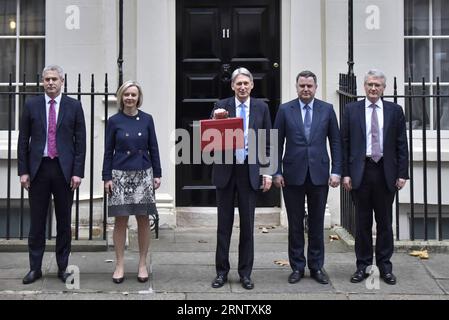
[
  {"left": 18, "top": 95, "right": 87, "bottom": 183},
  {"left": 210, "top": 97, "right": 272, "bottom": 191},
  {"left": 274, "top": 98, "right": 342, "bottom": 186},
  {"left": 341, "top": 99, "right": 409, "bottom": 192}
]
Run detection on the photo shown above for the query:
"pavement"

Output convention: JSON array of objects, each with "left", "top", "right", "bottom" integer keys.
[{"left": 1, "top": 226, "right": 449, "bottom": 301}]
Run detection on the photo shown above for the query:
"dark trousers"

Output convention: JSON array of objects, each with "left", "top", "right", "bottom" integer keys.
[
  {"left": 28, "top": 158, "right": 73, "bottom": 272},
  {"left": 215, "top": 163, "right": 256, "bottom": 278},
  {"left": 351, "top": 159, "right": 395, "bottom": 274},
  {"left": 282, "top": 172, "right": 329, "bottom": 272}
]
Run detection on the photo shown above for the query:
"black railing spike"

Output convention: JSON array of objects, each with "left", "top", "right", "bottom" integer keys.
[
  {"left": 6, "top": 73, "right": 13, "bottom": 239},
  {"left": 77, "top": 74, "right": 81, "bottom": 101},
  {"left": 90, "top": 73, "right": 95, "bottom": 240},
  {"left": 393, "top": 75, "right": 399, "bottom": 240},
  {"left": 393, "top": 77, "right": 398, "bottom": 104},
  {"left": 421, "top": 76, "right": 428, "bottom": 240},
  {"left": 436, "top": 77, "right": 442, "bottom": 241},
  {"left": 103, "top": 73, "right": 109, "bottom": 240},
  {"left": 407, "top": 77, "right": 415, "bottom": 240}
]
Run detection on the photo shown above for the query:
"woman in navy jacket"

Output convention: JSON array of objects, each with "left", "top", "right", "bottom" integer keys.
[{"left": 102, "top": 80, "right": 161, "bottom": 283}]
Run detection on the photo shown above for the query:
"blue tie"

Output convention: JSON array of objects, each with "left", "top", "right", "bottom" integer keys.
[
  {"left": 304, "top": 104, "right": 311, "bottom": 141},
  {"left": 236, "top": 104, "right": 246, "bottom": 163}
]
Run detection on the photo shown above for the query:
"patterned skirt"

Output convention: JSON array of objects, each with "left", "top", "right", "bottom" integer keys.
[{"left": 108, "top": 168, "right": 158, "bottom": 218}]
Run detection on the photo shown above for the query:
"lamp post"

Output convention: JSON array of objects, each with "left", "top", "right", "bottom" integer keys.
[
  {"left": 348, "top": 0, "right": 354, "bottom": 76},
  {"left": 118, "top": 0, "right": 124, "bottom": 87}
]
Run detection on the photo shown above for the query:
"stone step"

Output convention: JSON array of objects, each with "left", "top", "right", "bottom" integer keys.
[{"left": 175, "top": 207, "right": 281, "bottom": 228}]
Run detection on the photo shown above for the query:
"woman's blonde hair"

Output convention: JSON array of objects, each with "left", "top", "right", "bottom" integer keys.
[{"left": 116, "top": 80, "right": 143, "bottom": 111}]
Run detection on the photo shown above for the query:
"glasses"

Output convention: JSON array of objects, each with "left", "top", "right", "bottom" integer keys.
[{"left": 365, "top": 82, "right": 384, "bottom": 88}]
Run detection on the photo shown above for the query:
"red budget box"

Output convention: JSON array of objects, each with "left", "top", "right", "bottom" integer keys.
[{"left": 200, "top": 118, "right": 244, "bottom": 151}]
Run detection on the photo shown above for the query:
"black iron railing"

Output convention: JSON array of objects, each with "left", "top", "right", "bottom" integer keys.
[{"left": 0, "top": 73, "right": 112, "bottom": 241}]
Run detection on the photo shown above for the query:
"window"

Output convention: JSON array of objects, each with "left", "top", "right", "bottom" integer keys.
[
  {"left": 404, "top": 0, "right": 449, "bottom": 130},
  {"left": 0, "top": 0, "right": 45, "bottom": 131}
]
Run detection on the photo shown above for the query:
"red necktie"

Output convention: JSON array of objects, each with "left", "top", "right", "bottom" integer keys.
[{"left": 47, "top": 99, "right": 58, "bottom": 159}]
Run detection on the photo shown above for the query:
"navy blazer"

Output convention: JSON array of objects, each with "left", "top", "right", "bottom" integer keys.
[
  {"left": 341, "top": 99, "right": 409, "bottom": 192},
  {"left": 273, "top": 98, "right": 342, "bottom": 186},
  {"left": 102, "top": 110, "right": 161, "bottom": 181},
  {"left": 17, "top": 95, "right": 86, "bottom": 183},
  {"left": 211, "top": 97, "right": 272, "bottom": 191}
]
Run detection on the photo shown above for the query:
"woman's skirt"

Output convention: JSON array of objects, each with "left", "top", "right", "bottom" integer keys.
[{"left": 108, "top": 167, "right": 157, "bottom": 219}]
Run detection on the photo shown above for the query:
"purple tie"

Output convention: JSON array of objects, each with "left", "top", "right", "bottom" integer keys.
[
  {"left": 47, "top": 99, "right": 58, "bottom": 159},
  {"left": 370, "top": 104, "right": 381, "bottom": 162}
]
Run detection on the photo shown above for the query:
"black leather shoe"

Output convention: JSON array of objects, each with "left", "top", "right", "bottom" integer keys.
[
  {"left": 350, "top": 269, "right": 369, "bottom": 283},
  {"left": 381, "top": 272, "right": 397, "bottom": 285},
  {"left": 240, "top": 277, "right": 254, "bottom": 290},
  {"left": 22, "top": 270, "right": 42, "bottom": 285},
  {"left": 310, "top": 269, "right": 329, "bottom": 285},
  {"left": 288, "top": 270, "right": 304, "bottom": 284},
  {"left": 58, "top": 270, "right": 74, "bottom": 284},
  {"left": 211, "top": 274, "right": 227, "bottom": 288},
  {"left": 112, "top": 276, "right": 125, "bottom": 284}
]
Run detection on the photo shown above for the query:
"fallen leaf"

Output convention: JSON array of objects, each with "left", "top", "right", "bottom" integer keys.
[
  {"left": 409, "top": 249, "right": 429, "bottom": 259},
  {"left": 274, "top": 259, "right": 290, "bottom": 267},
  {"left": 329, "top": 235, "right": 340, "bottom": 241}
]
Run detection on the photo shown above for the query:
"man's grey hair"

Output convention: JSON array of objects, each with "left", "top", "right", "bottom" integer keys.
[
  {"left": 231, "top": 67, "right": 253, "bottom": 83},
  {"left": 364, "top": 69, "right": 386, "bottom": 86},
  {"left": 42, "top": 65, "right": 64, "bottom": 80}
]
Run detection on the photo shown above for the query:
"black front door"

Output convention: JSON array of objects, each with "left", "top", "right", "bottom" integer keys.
[{"left": 176, "top": 0, "right": 281, "bottom": 206}]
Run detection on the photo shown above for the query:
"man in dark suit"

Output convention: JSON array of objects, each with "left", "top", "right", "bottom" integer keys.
[
  {"left": 273, "top": 70, "right": 342, "bottom": 285},
  {"left": 210, "top": 67, "right": 272, "bottom": 290},
  {"left": 341, "top": 69, "right": 408, "bottom": 285},
  {"left": 18, "top": 65, "right": 86, "bottom": 284}
]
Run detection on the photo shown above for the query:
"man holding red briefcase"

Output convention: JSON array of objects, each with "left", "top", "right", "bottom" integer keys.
[{"left": 209, "top": 67, "right": 272, "bottom": 290}]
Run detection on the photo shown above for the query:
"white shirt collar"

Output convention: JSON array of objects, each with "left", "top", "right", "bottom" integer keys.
[
  {"left": 235, "top": 97, "right": 250, "bottom": 109},
  {"left": 299, "top": 99, "right": 314, "bottom": 110},
  {"left": 365, "top": 98, "right": 383, "bottom": 109},
  {"left": 45, "top": 93, "right": 62, "bottom": 106}
]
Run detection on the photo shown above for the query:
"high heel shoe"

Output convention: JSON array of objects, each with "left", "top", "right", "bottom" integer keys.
[
  {"left": 137, "top": 267, "right": 149, "bottom": 283},
  {"left": 137, "top": 276, "right": 148, "bottom": 283},
  {"left": 112, "top": 275, "right": 125, "bottom": 284}
]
